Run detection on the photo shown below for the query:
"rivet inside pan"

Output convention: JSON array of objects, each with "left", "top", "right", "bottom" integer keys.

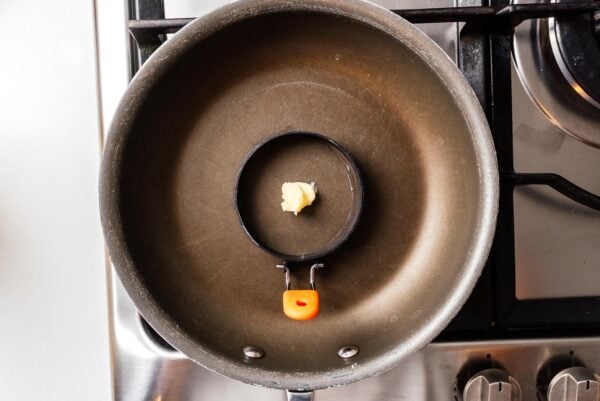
[
  {"left": 243, "top": 345, "right": 265, "bottom": 359},
  {"left": 338, "top": 346, "right": 359, "bottom": 359}
]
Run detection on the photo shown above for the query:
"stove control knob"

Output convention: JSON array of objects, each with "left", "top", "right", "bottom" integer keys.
[
  {"left": 548, "top": 367, "right": 600, "bottom": 401},
  {"left": 464, "top": 368, "right": 521, "bottom": 401}
]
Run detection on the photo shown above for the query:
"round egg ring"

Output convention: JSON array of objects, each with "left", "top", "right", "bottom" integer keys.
[{"left": 234, "top": 131, "right": 365, "bottom": 263}]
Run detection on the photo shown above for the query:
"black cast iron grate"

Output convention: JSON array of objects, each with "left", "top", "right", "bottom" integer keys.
[{"left": 125, "top": 0, "right": 600, "bottom": 339}]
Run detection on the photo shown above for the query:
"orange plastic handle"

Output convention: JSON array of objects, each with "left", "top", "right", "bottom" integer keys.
[{"left": 283, "top": 290, "right": 320, "bottom": 320}]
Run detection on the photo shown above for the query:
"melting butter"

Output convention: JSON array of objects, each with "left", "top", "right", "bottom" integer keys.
[{"left": 281, "top": 182, "right": 317, "bottom": 215}]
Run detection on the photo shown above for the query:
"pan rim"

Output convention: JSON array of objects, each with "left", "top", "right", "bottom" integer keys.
[{"left": 100, "top": 0, "right": 499, "bottom": 391}]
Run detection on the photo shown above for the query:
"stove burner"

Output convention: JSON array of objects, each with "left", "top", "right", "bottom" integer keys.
[
  {"left": 512, "top": 0, "right": 600, "bottom": 148},
  {"left": 549, "top": 0, "right": 600, "bottom": 108}
]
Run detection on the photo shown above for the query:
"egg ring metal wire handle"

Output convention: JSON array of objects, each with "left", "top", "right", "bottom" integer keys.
[
  {"left": 234, "top": 131, "right": 365, "bottom": 263},
  {"left": 277, "top": 263, "right": 324, "bottom": 290}
]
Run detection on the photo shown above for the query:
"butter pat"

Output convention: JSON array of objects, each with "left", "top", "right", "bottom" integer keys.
[{"left": 281, "top": 182, "right": 317, "bottom": 215}]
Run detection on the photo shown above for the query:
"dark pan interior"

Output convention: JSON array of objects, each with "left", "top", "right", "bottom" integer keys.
[{"left": 115, "top": 11, "right": 483, "bottom": 376}]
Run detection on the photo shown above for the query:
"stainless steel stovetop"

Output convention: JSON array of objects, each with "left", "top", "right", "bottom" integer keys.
[{"left": 95, "top": 1, "right": 600, "bottom": 400}]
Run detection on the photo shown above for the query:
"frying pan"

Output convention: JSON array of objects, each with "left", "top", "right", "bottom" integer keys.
[{"left": 100, "top": 0, "right": 498, "bottom": 396}]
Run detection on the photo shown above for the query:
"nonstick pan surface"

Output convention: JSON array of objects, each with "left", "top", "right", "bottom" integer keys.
[{"left": 100, "top": 0, "right": 498, "bottom": 391}]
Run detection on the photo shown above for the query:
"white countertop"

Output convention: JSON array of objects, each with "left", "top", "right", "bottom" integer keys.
[{"left": 0, "top": 1, "right": 111, "bottom": 400}]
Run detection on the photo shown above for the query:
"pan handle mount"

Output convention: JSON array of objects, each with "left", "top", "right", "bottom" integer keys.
[{"left": 286, "top": 390, "right": 315, "bottom": 401}]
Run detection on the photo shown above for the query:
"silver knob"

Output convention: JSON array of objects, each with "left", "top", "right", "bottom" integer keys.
[
  {"left": 463, "top": 368, "right": 521, "bottom": 401},
  {"left": 548, "top": 367, "right": 600, "bottom": 401}
]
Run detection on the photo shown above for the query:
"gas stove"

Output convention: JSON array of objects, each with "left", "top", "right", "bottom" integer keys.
[{"left": 95, "top": 1, "right": 600, "bottom": 400}]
